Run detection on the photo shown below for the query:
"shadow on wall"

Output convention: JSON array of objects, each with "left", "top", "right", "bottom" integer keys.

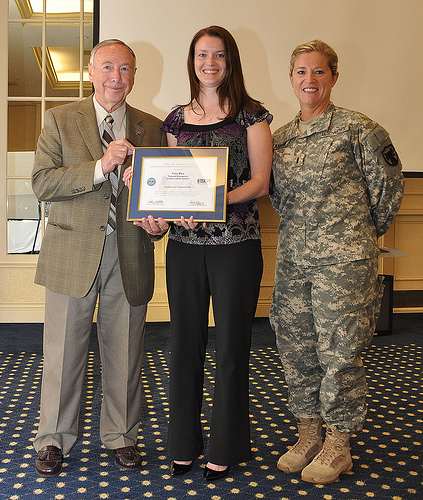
[
  {"left": 127, "top": 41, "right": 166, "bottom": 121},
  {"left": 231, "top": 27, "right": 291, "bottom": 131}
]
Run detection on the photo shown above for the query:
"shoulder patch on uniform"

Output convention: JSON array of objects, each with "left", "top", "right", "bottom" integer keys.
[{"left": 382, "top": 144, "right": 399, "bottom": 167}]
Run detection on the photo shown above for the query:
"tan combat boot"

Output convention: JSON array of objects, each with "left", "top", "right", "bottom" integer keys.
[
  {"left": 301, "top": 426, "right": 353, "bottom": 484},
  {"left": 277, "top": 417, "right": 323, "bottom": 473}
]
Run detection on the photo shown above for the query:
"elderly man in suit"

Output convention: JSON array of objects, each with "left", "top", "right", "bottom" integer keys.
[{"left": 31, "top": 39, "right": 166, "bottom": 477}]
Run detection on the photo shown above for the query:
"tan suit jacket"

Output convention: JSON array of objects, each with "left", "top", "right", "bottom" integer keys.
[{"left": 32, "top": 96, "right": 166, "bottom": 305}]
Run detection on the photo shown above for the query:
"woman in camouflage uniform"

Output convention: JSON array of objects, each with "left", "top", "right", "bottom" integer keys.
[{"left": 270, "top": 40, "right": 404, "bottom": 484}]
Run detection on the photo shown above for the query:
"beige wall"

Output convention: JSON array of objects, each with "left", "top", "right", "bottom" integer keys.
[{"left": 101, "top": 0, "right": 423, "bottom": 174}]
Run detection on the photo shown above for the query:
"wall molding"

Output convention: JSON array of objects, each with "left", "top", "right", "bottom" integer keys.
[
  {"left": 0, "top": 301, "right": 172, "bottom": 324},
  {"left": 0, "top": 302, "right": 45, "bottom": 323},
  {"left": 0, "top": 298, "right": 274, "bottom": 324}
]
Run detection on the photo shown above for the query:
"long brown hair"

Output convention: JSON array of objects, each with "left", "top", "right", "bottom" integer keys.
[{"left": 187, "top": 26, "right": 264, "bottom": 121}]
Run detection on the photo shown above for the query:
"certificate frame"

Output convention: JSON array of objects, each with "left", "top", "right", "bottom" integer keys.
[{"left": 127, "top": 147, "right": 229, "bottom": 221}]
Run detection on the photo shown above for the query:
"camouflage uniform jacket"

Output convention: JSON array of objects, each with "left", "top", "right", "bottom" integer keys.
[{"left": 271, "top": 103, "right": 404, "bottom": 266}]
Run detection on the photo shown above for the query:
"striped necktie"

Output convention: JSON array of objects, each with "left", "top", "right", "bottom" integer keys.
[{"left": 101, "top": 115, "right": 118, "bottom": 234}]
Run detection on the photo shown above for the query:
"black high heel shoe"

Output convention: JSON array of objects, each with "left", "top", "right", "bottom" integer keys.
[
  {"left": 203, "top": 465, "right": 230, "bottom": 480},
  {"left": 170, "top": 460, "right": 193, "bottom": 476}
]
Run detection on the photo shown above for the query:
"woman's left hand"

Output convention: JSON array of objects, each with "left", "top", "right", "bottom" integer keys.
[
  {"left": 123, "top": 166, "right": 132, "bottom": 188},
  {"left": 174, "top": 216, "right": 201, "bottom": 230}
]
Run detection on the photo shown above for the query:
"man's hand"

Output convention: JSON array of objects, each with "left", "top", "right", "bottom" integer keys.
[
  {"left": 133, "top": 215, "right": 169, "bottom": 236},
  {"left": 101, "top": 138, "right": 134, "bottom": 174}
]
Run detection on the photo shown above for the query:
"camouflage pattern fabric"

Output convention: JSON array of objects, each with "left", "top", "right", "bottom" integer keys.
[
  {"left": 269, "top": 258, "right": 383, "bottom": 432},
  {"left": 271, "top": 102, "right": 404, "bottom": 266},
  {"left": 269, "top": 103, "right": 404, "bottom": 432}
]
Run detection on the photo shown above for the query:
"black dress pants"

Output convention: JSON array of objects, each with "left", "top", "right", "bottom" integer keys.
[{"left": 166, "top": 238, "right": 263, "bottom": 465}]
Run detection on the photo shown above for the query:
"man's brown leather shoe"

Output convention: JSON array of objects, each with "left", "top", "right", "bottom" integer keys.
[
  {"left": 107, "top": 446, "right": 142, "bottom": 470},
  {"left": 35, "top": 445, "right": 63, "bottom": 477}
]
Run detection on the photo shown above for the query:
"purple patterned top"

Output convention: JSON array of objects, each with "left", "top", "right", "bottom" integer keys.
[{"left": 161, "top": 106, "right": 272, "bottom": 245}]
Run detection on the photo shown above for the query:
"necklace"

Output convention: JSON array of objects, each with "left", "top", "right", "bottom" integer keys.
[
  {"left": 192, "top": 102, "right": 221, "bottom": 122},
  {"left": 205, "top": 108, "right": 220, "bottom": 122}
]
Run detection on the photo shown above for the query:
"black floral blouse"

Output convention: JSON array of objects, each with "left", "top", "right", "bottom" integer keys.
[{"left": 161, "top": 106, "right": 272, "bottom": 245}]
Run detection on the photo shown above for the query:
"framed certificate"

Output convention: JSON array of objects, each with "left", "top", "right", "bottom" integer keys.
[{"left": 127, "top": 147, "right": 229, "bottom": 221}]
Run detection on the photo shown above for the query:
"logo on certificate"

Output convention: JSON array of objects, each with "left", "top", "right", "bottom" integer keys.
[{"left": 147, "top": 177, "right": 156, "bottom": 186}]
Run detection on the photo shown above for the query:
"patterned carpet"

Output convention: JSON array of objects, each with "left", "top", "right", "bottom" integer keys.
[{"left": 0, "top": 317, "right": 422, "bottom": 499}]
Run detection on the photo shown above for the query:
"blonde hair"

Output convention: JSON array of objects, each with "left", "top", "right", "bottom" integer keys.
[{"left": 289, "top": 39, "right": 338, "bottom": 76}]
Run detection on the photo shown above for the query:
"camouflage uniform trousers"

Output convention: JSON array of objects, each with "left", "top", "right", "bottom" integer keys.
[{"left": 269, "top": 257, "right": 384, "bottom": 433}]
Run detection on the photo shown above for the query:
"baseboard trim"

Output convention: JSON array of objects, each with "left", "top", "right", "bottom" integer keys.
[
  {"left": 0, "top": 303, "right": 45, "bottom": 323},
  {"left": 1, "top": 301, "right": 420, "bottom": 323},
  {"left": 0, "top": 301, "right": 172, "bottom": 324},
  {"left": 393, "top": 306, "right": 423, "bottom": 313}
]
